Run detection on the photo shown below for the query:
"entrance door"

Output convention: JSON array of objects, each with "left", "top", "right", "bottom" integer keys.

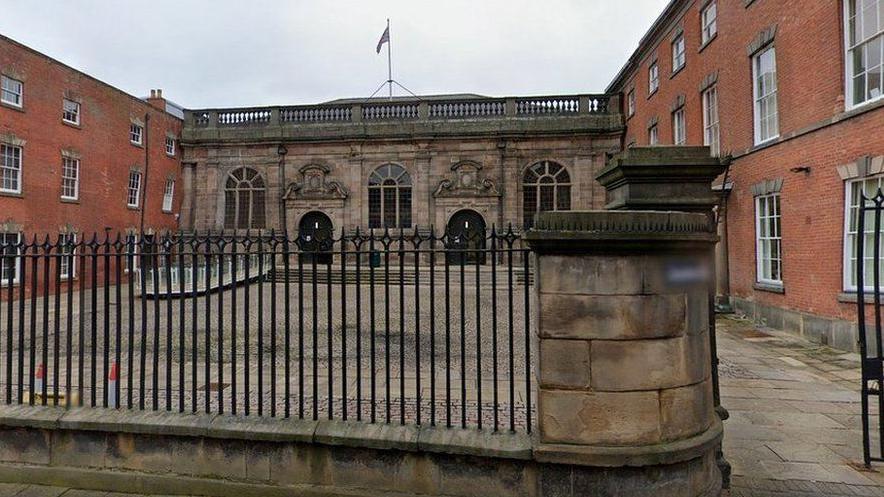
[
  {"left": 446, "top": 209, "right": 487, "bottom": 264},
  {"left": 298, "top": 211, "right": 334, "bottom": 265}
]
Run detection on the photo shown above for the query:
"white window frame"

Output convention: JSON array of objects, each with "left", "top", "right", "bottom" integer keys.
[
  {"left": 127, "top": 170, "right": 142, "bottom": 208},
  {"left": 130, "top": 124, "right": 143, "bottom": 145},
  {"left": 649, "top": 62, "right": 659, "bottom": 94},
  {"left": 61, "top": 156, "right": 79, "bottom": 200},
  {"left": 125, "top": 234, "right": 139, "bottom": 274},
  {"left": 1, "top": 76, "right": 23, "bottom": 108},
  {"left": 672, "top": 34, "right": 686, "bottom": 72},
  {"left": 0, "top": 232, "right": 21, "bottom": 285},
  {"left": 703, "top": 86, "right": 720, "bottom": 156},
  {"left": 672, "top": 108, "right": 686, "bottom": 145},
  {"left": 59, "top": 233, "right": 77, "bottom": 280},
  {"left": 843, "top": 175, "right": 884, "bottom": 291},
  {"left": 627, "top": 89, "right": 636, "bottom": 116},
  {"left": 755, "top": 193, "right": 783, "bottom": 285},
  {"left": 62, "top": 99, "right": 80, "bottom": 125},
  {"left": 649, "top": 125, "right": 659, "bottom": 145},
  {"left": 752, "top": 46, "right": 779, "bottom": 145},
  {"left": 844, "top": 0, "right": 884, "bottom": 109},
  {"left": 701, "top": 1, "right": 718, "bottom": 44},
  {"left": 165, "top": 136, "right": 176, "bottom": 156},
  {"left": 1, "top": 143, "right": 22, "bottom": 194},
  {"left": 162, "top": 178, "right": 175, "bottom": 212}
]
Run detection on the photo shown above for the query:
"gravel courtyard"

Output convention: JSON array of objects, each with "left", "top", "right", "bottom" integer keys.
[{"left": 0, "top": 273, "right": 533, "bottom": 430}]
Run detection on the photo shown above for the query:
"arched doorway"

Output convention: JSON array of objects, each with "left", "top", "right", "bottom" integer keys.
[
  {"left": 298, "top": 211, "right": 334, "bottom": 265},
  {"left": 446, "top": 209, "right": 487, "bottom": 264}
]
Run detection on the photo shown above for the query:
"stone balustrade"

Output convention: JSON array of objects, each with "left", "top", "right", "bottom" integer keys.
[{"left": 184, "top": 94, "right": 618, "bottom": 132}]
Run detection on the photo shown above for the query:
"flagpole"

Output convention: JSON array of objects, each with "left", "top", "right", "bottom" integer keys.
[{"left": 386, "top": 18, "right": 392, "bottom": 100}]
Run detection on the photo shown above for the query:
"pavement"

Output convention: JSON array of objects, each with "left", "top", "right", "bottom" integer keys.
[
  {"left": 718, "top": 315, "right": 884, "bottom": 496},
  {"left": 3, "top": 314, "right": 884, "bottom": 496}
]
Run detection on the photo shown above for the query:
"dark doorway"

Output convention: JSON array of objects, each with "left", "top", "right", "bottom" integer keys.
[
  {"left": 446, "top": 209, "right": 487, "bottom": 264},
  {"left": 298, "top": 211, "right": 334, "bottom": 265}
]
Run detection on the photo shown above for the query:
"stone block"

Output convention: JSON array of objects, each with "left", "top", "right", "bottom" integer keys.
[
  {"left": 782, "top": 309, "right": 803, "bottom": 335},
  {"left": 539, "top": 390, "right": 661, "bottom": 446},
  {"left": 538, "top": 255, "right": 643, "bottom": 295},
  {"left": 686, "top": 289, "right": 710, "bottom": 335},
  {"left": 434, "top": 453, "right": 531, "bottom": 497},
  {"left": 50, "top": 430, "right": 106, "bottom": 469},
  {"left": 590, "top": 334, "right": 709, "bottom": 392},
  {"left": 539, "top": 294, "right": 686, "bottom": 340},
  {"left": 539, "top": 339, "right": 590, "bottom": 389},
  {"left": 0, "top": 427, "right": 51, "bottom": 465},
  {"left": 327, "top": 446, "right": 427, "bottom": 494},
  {"left": 268, "top": 443, "right": 330, "bottom": 486},
  {"left": 802, "top": 314, "right": 833, "bottom": 345},
  {"left": 105, "top": 432, "right": 172, "bottom": 474},
  {"left": 660, "top": 380, "right": 714, "bottom": 441},
  {"left": 831, "top": 319, "right": 860, "bottom": 352},
  {"left": 192, "top": 437, "right": 248, "bottom": 480}
]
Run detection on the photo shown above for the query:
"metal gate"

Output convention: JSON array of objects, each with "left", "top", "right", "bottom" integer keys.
[{"left": 856, "top": 190, "right": 884, "bottom": 466}]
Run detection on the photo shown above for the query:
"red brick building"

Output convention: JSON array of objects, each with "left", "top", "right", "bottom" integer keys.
[
  {"left": 608, "top": 0, "right": 884, "bottom": 350},
  {"left": 0, "top": 34, "right": 182, "bottom": 288}
]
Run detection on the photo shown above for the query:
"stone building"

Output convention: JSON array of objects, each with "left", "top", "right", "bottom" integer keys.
[{"left": 178, "top": 95, "right": 622, "bottom": 239}]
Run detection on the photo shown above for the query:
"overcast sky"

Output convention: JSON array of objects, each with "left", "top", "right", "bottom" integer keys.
[{"left": 1, "top": 0, "right": 669, "bottom": 109}]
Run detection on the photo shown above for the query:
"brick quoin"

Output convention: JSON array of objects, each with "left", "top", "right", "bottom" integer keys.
[
  {"left": 0, "top": 35, "right": 182, "bottom": 296},
  {"left": 609, "top": 0, "right": 884, "bottom": 343}
]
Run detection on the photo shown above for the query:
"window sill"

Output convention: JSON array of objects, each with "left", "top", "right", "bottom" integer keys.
[
  {"left": 0, "top": 190, "right": 23, "bottom": 198},
  {"left": 61, "top": 120, "right": 81, "bottom": 129},
  {"left": 698, "top": 33, "right": 717, "bottom": 53},
  {"left": 754, "top": 281, "right": 784, "bottom": 294},
  {"left": 647, "top": 88, "right": 659, "bottom": 100},
  {"left": 127, "top": 205, "right": 140, "bottom": 211},
  {"left": 162, "top": 209, "right": 174, "bottom": 214},
  {"left": 0, "top": 101, "right": 24, "bottom": 113},
  {"left": 165, "top": 153, "right": 176, "bottom": 158},
  {"left": 845, "top": 95, "right": 884, "bottom": 114},
  {"left": 670, "top": 65, "right": 685, "bottom": 79},
  {"left": 130, "top": 142, "right": 144, "bottom": 148},
  {"left": 837, "top": 292, "right": 884, "bottom": 304},
  {"left": 60, "top": 197, "right": 79, "bottom": 204}
]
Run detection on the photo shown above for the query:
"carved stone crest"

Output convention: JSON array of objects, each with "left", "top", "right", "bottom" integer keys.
[
  {"left": 284, "top": 164, "right": 348, "bottom": 200},
  {"left": 433, "top": 161, "right": 500, "bottom": 198}
]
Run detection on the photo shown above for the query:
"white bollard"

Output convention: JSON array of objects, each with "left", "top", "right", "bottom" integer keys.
[{"left": 108, "top": 361, "right": 119, "bottom": 408}]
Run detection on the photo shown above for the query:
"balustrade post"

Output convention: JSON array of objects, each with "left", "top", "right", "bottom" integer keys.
[
  {"left": 579, "top": 95, "right": 592, "bottom": 113},
  {"left": 504, "top": 98, "right": 516, "bottom": 116},
  {"left": 270, "top": 108, "right": 281, "bottom": 126},
  {"left": 351, "top": 104, "right": 363, "bottom": 123},
  {"left": 417, "top": 101, "right": 429, "bottom": 120},
  {"left": 526, "top": 210, "right": 722, "bottom": 497},
  {"left": 207, "top": 111, "right": 218, "bottom": 128}
]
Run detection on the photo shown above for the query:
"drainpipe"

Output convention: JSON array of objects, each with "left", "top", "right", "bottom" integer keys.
[
  {"left": 139, "top": 112, "right": 150, "bottom": 235},
  {"left": 278, "top": 144, "right": 288, "bottom": 233}
]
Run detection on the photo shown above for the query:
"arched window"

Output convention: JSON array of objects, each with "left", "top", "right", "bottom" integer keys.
[
  {"left": 224, "top": 167, "right": 266, "bottom": 229},
  {"left": 368, "top": 164, "right": 412, "bottom": 228},
  {"left": 522, "top": 160, "right": 571, "bottom": 228}
]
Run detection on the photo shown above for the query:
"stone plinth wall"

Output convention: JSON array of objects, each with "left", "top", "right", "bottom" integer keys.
[{"left": 0, "top": 405, "right": 720, "bottom": 497}]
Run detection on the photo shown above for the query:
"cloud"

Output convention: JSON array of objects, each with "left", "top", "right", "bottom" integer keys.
[{"left": 1, "top": 0, "right": 670, "bottom": 108}]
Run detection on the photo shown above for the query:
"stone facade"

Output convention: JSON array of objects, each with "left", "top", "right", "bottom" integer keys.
[{"left": 179, "top": 95, "right": 622, "bottom": 235}]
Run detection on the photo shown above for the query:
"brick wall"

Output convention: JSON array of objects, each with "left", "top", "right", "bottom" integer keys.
[
  {"left": 0, "top": 35, "right": 182, "bottom": 295},
  {"left": 610, "top": 0, "right": 884, "bottom": 333}
]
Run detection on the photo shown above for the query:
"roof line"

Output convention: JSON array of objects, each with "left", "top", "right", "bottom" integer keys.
[
  {"left": 605, "top": 0, "right": 689, "bottom": 93},
  {"left": 0, "top": 33, "right": 182, "bottom": 121}
]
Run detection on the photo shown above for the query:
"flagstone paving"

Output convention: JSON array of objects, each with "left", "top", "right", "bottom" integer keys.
[{"left": 718, "top": 315, "right": 884, "bottom": 496}]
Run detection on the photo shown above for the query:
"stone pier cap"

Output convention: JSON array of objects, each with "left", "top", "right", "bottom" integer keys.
[{"left": 525, "top": 210, "right": 718, "bottom": 254}]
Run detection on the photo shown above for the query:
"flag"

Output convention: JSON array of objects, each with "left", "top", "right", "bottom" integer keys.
[{"left": 376, "top": 26, "right": 390, "bottom": 54}]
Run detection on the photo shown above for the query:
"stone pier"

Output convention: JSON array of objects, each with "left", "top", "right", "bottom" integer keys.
[{"left": 526, "top": 210, "right": 723, "bottom": 497}]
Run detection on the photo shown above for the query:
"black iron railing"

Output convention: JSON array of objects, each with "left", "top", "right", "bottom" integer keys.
[{"left": 0, "top": 228, "right": 533, "bottom": 432}]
